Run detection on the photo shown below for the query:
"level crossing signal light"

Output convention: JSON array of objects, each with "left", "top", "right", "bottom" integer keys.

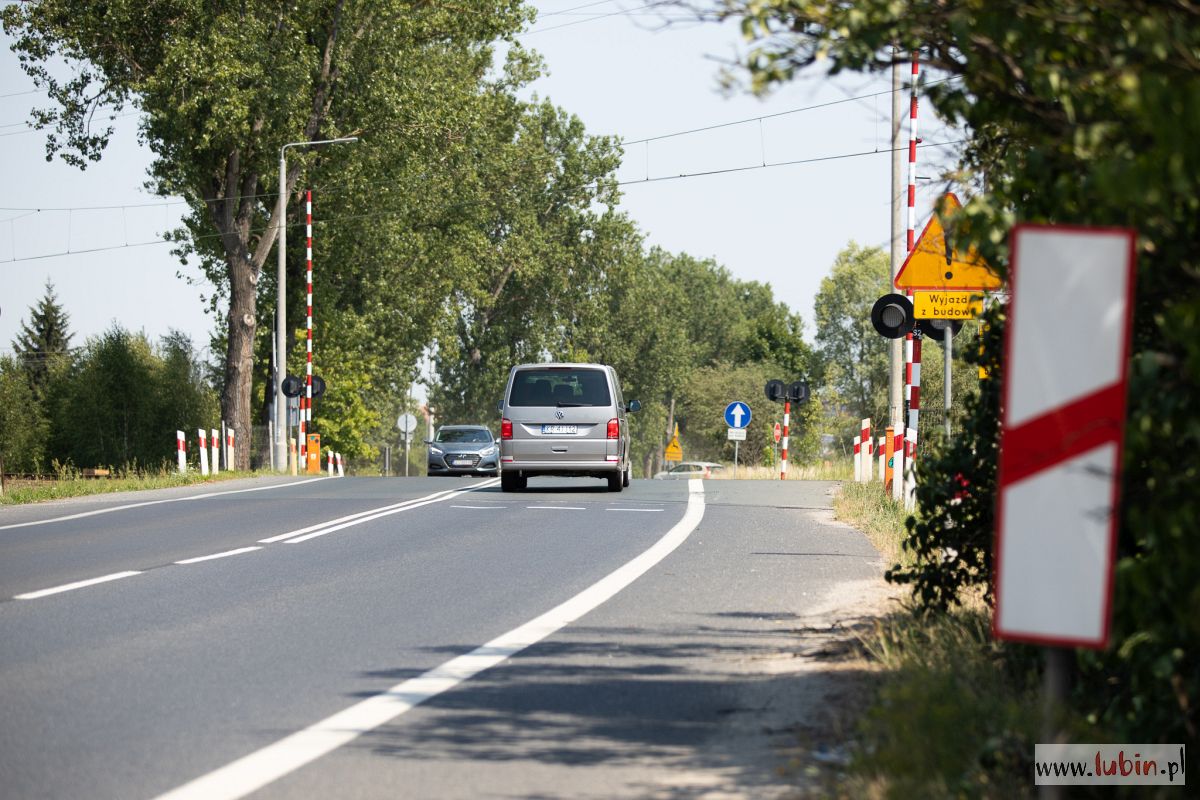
[
  {"left": 871, "top": 293, "right": 916, "bottom": 339},
  {"left": 916, "top": 318, "right": 964, "bottom": 342},
  {"left": 764, "top": 379, "right": 809, "bottom": 404},
  {"left": 281, "top": 374, "right": 327, "bottom": 398}
]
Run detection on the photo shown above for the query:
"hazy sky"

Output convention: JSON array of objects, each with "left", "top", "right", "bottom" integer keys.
[{"left": 0, "top": 3, "right": 956, "bottom": 361}]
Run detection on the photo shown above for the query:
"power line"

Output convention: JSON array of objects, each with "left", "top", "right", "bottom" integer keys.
[
  {"left": 519, "top": 1, "right": 670, "bottom": 35},
  {"left": 0, "top": 139, "right": 963, "bottom": 265}
]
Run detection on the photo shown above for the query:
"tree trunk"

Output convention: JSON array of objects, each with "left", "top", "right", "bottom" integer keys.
[{"left": 223, "top": 251, "right": 258, "bottom": 471}]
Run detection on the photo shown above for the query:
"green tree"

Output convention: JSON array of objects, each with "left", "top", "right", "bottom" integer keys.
[
  {"left": 0, "top": 356, "right": 48, "bottom": 474},
  {"left": 812, "top": 242, "right": 891, "bottom": 445},
  {"left": 2, "top": 0, "right": 531, "bottom": 468},
  {"left": 724, "top": 0, "right": 1200, "bottom": 750},
  {"left": 11, "top": 280, "right": 73, "bottom": 400}
]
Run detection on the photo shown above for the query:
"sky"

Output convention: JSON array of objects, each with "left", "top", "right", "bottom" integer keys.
[{"left": 0, "top": 2, "right": 956, "bottom": 364}]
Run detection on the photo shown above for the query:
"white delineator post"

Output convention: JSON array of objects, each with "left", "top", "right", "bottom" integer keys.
[
  {"left": 336, "top": 453, "right": 345, "bottom": 478},
  {"left": 227, "top": 430, "right": 236, "bottom": 473},
  {"left": 853, "top": 436, "right": 862, "bottom": 482},
  {"left": 197, "top": 429, "right": 209, "bottom": 477},
  {"left": 994, "top": 225, "right": 1136, "bottom": 648},
  {"left": 210, "top": 428, "right": 220, "bottom": 476},
  {"left": 176, "top": 430, "right": 187, "bottom": 474},
  {"left": 327, "top": 450, "right": 334, "bottom": 477},
  {"left": 780, "top": 400, "right": 790, "bottom": 480},
  {"left": 892, "top": 429, "right": 905, "bottom": 502}
]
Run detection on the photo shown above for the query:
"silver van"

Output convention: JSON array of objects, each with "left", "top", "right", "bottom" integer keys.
[{"left": 498, "top": 363, "right": 640, "bottom": 492}]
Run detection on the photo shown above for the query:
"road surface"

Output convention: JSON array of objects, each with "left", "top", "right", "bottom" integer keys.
[{"left": 0, "top": 475, "right": 884, "bottom": 799}]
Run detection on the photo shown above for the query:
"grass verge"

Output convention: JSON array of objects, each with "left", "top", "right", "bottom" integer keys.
[
  {"left": 833, "top": 480, "right": 912, "bottom": 567},
  {"left": 0, "top": 467, "right": 262, "bottom": 506}
]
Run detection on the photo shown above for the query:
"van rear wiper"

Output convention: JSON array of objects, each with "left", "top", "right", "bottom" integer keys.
[{"left": 556, "top": 401, "right": 585, "bottom": 407}]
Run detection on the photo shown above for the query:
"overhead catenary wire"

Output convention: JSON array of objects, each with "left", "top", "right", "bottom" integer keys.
[{"left": 0, "top": 138, "right": 963, "bottom": 265}]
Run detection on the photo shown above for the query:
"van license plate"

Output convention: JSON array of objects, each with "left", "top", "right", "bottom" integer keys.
[{"left": 541, "top": 424, "right": 577, "bottom": 435}]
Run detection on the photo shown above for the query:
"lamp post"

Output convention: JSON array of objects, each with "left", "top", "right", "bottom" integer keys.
[{"left": 274, "top": 136, "right": 358, "bottom": 471}]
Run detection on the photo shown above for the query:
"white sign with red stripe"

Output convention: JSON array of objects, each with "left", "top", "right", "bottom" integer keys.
[{"left": 994, "top": 224, "right": 1136, "bottom": 649}]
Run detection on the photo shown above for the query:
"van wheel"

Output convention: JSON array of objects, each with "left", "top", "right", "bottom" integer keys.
[
  {"left": 622, "top": 465, "right": 631, "bottom": 488},
  {"left": 607, "top": 472, "right": 623, "bottom": 492},
  {"left": 501, "top": 472, "right": 525, "bottom": 492}
]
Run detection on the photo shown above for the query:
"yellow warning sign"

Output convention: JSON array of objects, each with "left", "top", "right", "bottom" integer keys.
[
  {"left": 894, "top": 194, "right": 1002, "bottom": 291},
  {"left": 665, "top": 423, "right": 682, "bottom": 461},
  {"left": 914, "top": 291, "right": 984, "bottom": 320}
]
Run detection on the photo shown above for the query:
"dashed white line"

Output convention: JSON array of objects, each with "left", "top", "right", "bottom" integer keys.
[
  {"left": 152, "top": 479, "right": 706, "bottom": 800},
  {"left": 606, "top": 508, "right": 664, "bottom": 512},
  {"left": 175, "top": 547, "right": 262, "bottom": 565},
  {"left": 450, "top": 505, "right": 505, "bottom": 510},
  {"left": 526, "top": 506, "right": 586, "bottom": 510},
  {"left": 14, "top": 571, "right": 143, "bottom": 600}
]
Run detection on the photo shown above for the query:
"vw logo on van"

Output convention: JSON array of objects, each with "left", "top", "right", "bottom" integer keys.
[{"left": 555, "top": 410, "right": 564, "bottom": 419}]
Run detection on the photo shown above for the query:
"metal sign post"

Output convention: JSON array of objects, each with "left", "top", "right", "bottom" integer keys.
[{"left": 944, "top": 324, "right": 953, "bottom": 439}]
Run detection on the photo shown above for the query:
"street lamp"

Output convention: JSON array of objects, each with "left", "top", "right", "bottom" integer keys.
[{"left": 274, "top": 136, "right": 359, "bottom": 472}]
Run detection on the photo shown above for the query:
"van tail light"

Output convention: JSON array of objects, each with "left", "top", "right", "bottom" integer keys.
[
  {"left": 501, "top": 418, "right": 513, "bottom": 440},
  {"left": 607, "top": 418, "right": 620, "bottom": 439}
]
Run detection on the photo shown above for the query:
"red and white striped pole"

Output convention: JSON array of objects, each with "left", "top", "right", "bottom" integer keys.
[
  {"left": 299, "top": 189, "right": 314, "bottom": 461},
  {"left": 226, "top": 429, "right": 235, "bottom": 472},
  {"left": 853, "top": 436, "right": 862, "bottom": 481},
  {"left": 197, "top": 429, "right": 209, "bottom": 477},
  {"left": 176, "top": 430, "right": 187, "bottom": 474},
  {"left": 903, "top": 53, "right": 922, "bottom": 505},
  {"left": 210, "top": 428, "right": 219, "bottom": 475},
  {"left": 780, "top": 400, "right": 790, "bottom": 480}
]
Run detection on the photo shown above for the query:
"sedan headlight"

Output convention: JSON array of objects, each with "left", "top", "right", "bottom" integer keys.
[
  {"left": 430, "top": 446, "right": 443, "bottom": 455},
  {"left": 480, "top": 445, "right": 497, "bottom": 456}
]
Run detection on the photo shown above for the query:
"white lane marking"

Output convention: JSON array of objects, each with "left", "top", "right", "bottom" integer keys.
[
  {"left": 153, "top": 479, "right": 706, "bottom": 800},
  {"left": 256, "top": 484, "right": 476, "bottom": 543},
  {"left": 14, "top": 571, "right": 142, "bottom": 600},
  {"left": 606, "top": 508, "right": 664, "bottom": 512},
  {"left": 449, "top": 505, "right": 505, "bottom": 510},
  {"left": 175, "top": 547, "right": 262, "bottom": 565},
  {"left": 0, "top": 479, "right": 326, "bottom": 532},
  {"left": 280, "top": 479, "right": 501, "bottom": 544},
  {"left": 526, "top": 506, "right": 586, "bottom": 510}
]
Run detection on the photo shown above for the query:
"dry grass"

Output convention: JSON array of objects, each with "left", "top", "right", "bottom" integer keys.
[
  {"left": 832, "top": 480, "right": 913, "bottom": 567},
  {"left": 0, "top": 466, "right": 258, "bottom": 506}
]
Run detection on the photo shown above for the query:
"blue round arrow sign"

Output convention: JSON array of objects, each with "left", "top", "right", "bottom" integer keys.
[{"left": 724, "top": 401, "right": 751, "bottom": 429}]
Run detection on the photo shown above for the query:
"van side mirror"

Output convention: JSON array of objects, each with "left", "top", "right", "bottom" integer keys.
[
  {"left": 496, "top": 400, "right": 503, "bottom": 414},
  {"left": 626, "top": 399, "right": 641, "bottom": 413}
]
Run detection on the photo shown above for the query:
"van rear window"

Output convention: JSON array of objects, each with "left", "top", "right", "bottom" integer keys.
[{"left": 509, "top": 368, "right": 612, "bottom": 407}]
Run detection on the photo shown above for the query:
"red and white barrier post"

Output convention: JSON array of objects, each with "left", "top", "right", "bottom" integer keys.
[
  {"left": 860, "top": 418, "right": 872, "bottom": 482},
  {"left": 197, "top": 429, "right": 209, "bottom": 476},
  {"left": 780, "top": 400, "right": 790, "bottom": 480},
  {"left": 227, "top": 429, "right": 236, "bottom": 472},
  {"left": 891, "top": 429, "right": 905, "bottom": 502},
  {"left": 210, "top": 428, "right": 219, "bottom": 476},
  {"left": 176, "top": 430, "right": 187, "bottom": 474},
  {"left": 878, "top": 435, "right": 886, "bottom": 482},
  {"left": 336, "top": 452, "right": 345, "bottom": 478},
  {"left": 327, "top": 450, "right": 334, "bottom": 477},
  {"left": 852, "top": 436, "right": 861, "bottom": 481}
]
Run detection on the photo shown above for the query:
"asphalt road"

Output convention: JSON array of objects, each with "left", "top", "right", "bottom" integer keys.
[{"left": 0, "top": 475, "right": 883, "bottom": 799}]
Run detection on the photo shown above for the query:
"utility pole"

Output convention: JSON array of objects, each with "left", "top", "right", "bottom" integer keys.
[{"left": 889, "top": 50, "right": 905, "bottom": 438}]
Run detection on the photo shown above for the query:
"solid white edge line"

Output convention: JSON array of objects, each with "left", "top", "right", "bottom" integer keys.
[
  {"left": 174, "top": 547, "right": 263, "bottom": 565},
  {"left": 0, "top": 478, "right": 326, "bottom": 532},
  {"left": 280, "top": 479, "right": 501, "bottom": 544},
  {"left": 153, "top": 479, "right": 706, "bottom": 800},
  {"left": 14, "top": 570, "right": 143, "bottom": 600},
  {"left": 256, "top": 484, "right": 472, "bottom": 543}
]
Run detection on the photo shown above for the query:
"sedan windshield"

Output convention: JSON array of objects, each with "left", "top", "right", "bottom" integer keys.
[
  {"left": 508, "top": 368, "right": 611, "bottom": 407},
  {"left": 436, "top": 429, "right": 492, "bottom": 443}
]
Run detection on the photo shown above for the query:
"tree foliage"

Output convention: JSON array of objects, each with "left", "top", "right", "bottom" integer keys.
[
  {"left": 724, "top": 0, "right": 1200, "bottom": 748},
  {"left": 11, "top": 280, "right": 73, "bottom": 400},
  {"left": 2, "top": 0, "right": 531, "bottom": 467}
]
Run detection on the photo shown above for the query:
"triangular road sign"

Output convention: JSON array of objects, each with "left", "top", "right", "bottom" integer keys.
[{"left": 894, "top": 193, "right": 1002, "bottom": 291}]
